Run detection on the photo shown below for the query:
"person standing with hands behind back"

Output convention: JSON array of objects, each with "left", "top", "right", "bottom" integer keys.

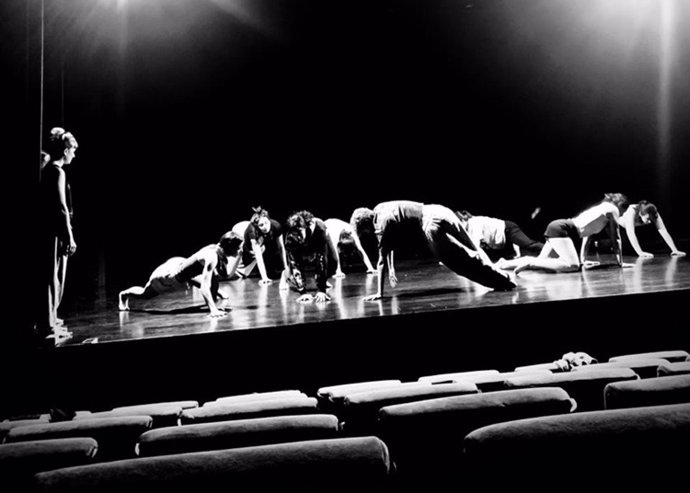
[{"left": 36, "top": 127, "right": 79, "bottom": 347}]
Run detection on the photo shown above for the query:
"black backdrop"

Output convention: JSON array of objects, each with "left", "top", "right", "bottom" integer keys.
[{"left": 5, "top": 0, "right": 690, "bottom": 339}]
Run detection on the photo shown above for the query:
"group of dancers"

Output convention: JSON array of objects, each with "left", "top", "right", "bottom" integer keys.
[
  {"left": 38, "top": 126, "right": 685, "bottom": 346},
  {"left": 117, "top": 195, "right": 686, "bottom": 318}
]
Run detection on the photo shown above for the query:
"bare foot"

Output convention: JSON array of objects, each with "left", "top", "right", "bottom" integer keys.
[
  {"left": 514, "top": 261, "right": 531, "bottom": 275},
  {"left": 118, "top": 292, "right": 129, "bottom": 311}
]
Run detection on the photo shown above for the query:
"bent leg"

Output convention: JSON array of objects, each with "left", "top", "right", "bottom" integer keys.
[
  {"left": 504, "top": 220, "right": 544, "bottom": 256},
  {"left": 118, "top": 259, "right": 182, "bottom": 310},
  {"left": 118, "top": 286, "right": 145, "bottom": 310},
  {"left": 422, "top": 205, "right": 515, "bottom": 290},
  {"left": 424, "top": 227, "right": 514, "bottom": 290},
  {"left": 515, "top": 238, "right": 580, "bottom": 273}
]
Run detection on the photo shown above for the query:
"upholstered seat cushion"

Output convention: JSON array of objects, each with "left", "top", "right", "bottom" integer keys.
[
  {"left": 180, "top": 397, "right": 319, "bottom": 425},
  {"left": 604, "top": 374, "right": 690, "bottom": 409},
  {"left": 33, "top": 436, "right": 392, "bottom": 492},
  {"left": 138, "top": 414, "right": 340, "bottom": 457}
]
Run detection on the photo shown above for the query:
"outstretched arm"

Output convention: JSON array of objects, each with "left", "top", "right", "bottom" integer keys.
[
  {"left": 351, "top": 229, "right": 376, "bottom": 273},
  {"left": 579, "top": 235, "right": 590, "bottom": 264},
  {"left": 364, "top": 247, "right": 388, "bottom": 301},
  {"left": 276, "top": 235, "right": 291, "bottom": 290},
  {"left": 326, "top": 229, "right": 345, "bottom": 278},
  {"left": 387, "top": 250, "right": 397, "bottom": 287},
  {"left": 225, "top": 248, "right": 243, "bottom": 280},
  {"left": 606, "top": 213, "right": 623, "bottom": 266},
  {"left": 251, "top": 239, "right": 272, "bottom": 285},
  {"left": 655, "top": 214, "right": 686, "bottom": 256},
  {"left": 286, "top": 249, "right": 307, "bottom": 298},
  {"left": 196, "top": 252, "right": 228, "bottom": 317}
]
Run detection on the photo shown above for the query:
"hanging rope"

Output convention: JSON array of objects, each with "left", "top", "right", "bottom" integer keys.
[{"left": 38, "top": 0, "right": 45, "bottom": 178}]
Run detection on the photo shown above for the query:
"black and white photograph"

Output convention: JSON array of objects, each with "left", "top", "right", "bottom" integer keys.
[{"left": 3, "top": 0, "right": 690, "bottom": 490}]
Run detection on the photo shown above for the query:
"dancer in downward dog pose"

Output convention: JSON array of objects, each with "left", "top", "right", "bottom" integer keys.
[{"left": 351, "top": 201, "right": 516, "bottom": 301}]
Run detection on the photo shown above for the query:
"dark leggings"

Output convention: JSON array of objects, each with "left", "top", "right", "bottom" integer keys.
[
  {"left": 504, "top": 220, "right": 544, "bottom": 256},
  {"left": 425, "top": 220, "right": 515, "bottom": 291}
]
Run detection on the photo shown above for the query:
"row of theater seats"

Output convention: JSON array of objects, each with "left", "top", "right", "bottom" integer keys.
[{"left": 2, "top": 349, "right": 690, "bottom": 491}]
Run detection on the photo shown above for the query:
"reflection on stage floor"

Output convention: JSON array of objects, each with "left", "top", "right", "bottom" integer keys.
[{"left": 56, "top": 255, "right": 690, "bottom": 347}]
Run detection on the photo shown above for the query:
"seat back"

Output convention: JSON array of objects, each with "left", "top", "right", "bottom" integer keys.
[
  {"left": 463, "top": 403, "right": 690, "bottom": 488},
  {"left": 377, "top": 387, "right": 576, "bottom": 484},
  {"left": 0, "top": 438, "right": 97, "bottom": 493},
  {"left": 33, "top": 436, "right": 392, "bottom": 492},
  {"left": 604, "top": 374, "right": 690, "bottom": 409},
  {"left": 137, "top": 414, "right": 340, "bottom": 457},
  {"left": 504, "top": 367, "right": 638, "bottom": 411},
  {"left": 5, "top": 416, "right": 152, "bottom": 461}
]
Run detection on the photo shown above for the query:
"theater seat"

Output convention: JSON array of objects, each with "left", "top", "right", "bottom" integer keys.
[
  {"left": 0, "top": 438, "right": 97, "bottom": 493},
  {"left": 137, "top": 414, "right": 340, "bottom": 457},
  {"left": 1, "top": 419, "right": 50, "bottom": 443},
  {"left": 180, "top": 397, "right": 319, "bottom": 425},
  {"left": 210, "top": 390, "right": 308, "bottom": 405},
  {"left": 5, "top": 416, "right": 152, "bottom": 461},
  {"left": 572, "top": 358, "right": 668, "bottom": 379},
  {"left": 471, "top": 370, "right": 553, "bottom": 392},
  {"left": 604, "top": 374, "right": 690, "bottom": 409},
  {"left": 503, "top": 367, "right": 639, "bottom": 411},
  {"left": 339, "top": 382, "right": 479, "bottom": 435},
  {"left": 416, "top": 369, "right": 500, "bottom": 384},
  {"left": 608, "top": 349, "right": 689, "bottom": 363},
  {"left": 513, "top": 361, "right": 563, "bottom": 372},
  {"left": 316, "top": 380, "right": 402, "bottom": 414},
  {"left": 75, "top": 403, "right": 188, "bottom": 429},
  {"left": 657, "top": 361, "right": 690, "bottom": 377},
  {"left": 377, "top": 387, "right": 576, "bottom": 485},
  {"left": 463, "top": 403, "right": 690, "bottom": 488},
  {"left": 33, "top": 436, "right": 392, "bottom": 492}
]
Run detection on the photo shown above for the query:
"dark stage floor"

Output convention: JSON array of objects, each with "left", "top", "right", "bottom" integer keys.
[
  {"left": 7, "top": 253, "right": 688, "bottom": 415},
  {"left": 57, "top": 255, "right": 690, "bottom": 348}
]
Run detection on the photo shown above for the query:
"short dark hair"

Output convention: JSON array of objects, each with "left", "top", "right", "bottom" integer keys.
[
  {"left": 219, "top": 231, "right": 243, "bottom": 256},
  {"left": 637, "top": 200, "right": 658, "bottom": 222},
  {"left": 250, "top": 206, "right": 270, "bottom": 226},
  {"left": 603, "top": 193, "right": 629, "bottom": 214},
  {"left": 286, "top": 210, "right": 314, "bottom": 231},
  {"left": 350, "top": 207, "right": 374, "bottom": 237}
]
